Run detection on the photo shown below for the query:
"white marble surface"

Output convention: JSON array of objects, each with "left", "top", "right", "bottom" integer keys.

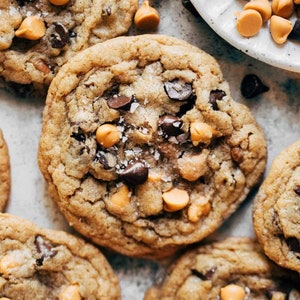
[{"left": 1, "top": 0, "right": 300, "bottom": 299}]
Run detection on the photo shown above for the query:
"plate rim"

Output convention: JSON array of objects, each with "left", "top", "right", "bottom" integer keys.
[{"left": 190, "top": 0, "right": 300, "bottom": 73}]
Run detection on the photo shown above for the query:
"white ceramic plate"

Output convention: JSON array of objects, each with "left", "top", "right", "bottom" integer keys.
[{"left": 191, "top": 0, "right": 300, "bottom": 73}]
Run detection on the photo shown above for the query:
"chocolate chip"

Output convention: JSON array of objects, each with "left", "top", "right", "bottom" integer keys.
[
  {"left": 102, "top": 6, "right": 112, "bottom": 16},
  {"left": 231, "top": 147, "right": 244, "bottom": 164},
  {"left": 191, "top": 269, "right": 207, "bottom": 280},
  {"left": 294, "top": 185, "right": 300, "bottom": 195},
  {"left": 50, "top": 23, "right": 69, "bottom": 49},
  {"left": 16, "top": 0, "right": 35, "bottom": 6},
  {"left": 68, "top": 30, "right": 77, "bottom": 38},
  {"left": 191, "top": 268, "right": 216, "bottom": 280},
  {"left": 286, "top": 238, "right": 300, "bottom": 254},
  {"left": 71, "top": 128, "right": 86, "bottom": 142},
  {"left": 158, "top": 115, "right": 183, "bottom": 137},
  {"left": 241, "top": 74, "right": 269, "bottom": 98},
  {"left": 95, "top": 150, "right": 116, "bottom": 169},
  {"left": 119, "top": 160, "right": 149, "bottom": 185},
  {"left": 103, "top": 84, "right": 120, "bottom": 98},
  {"left": 34, "top": 235, "right": 57, "bottom": 266},
  {"left": 164, "top": 80, "right": 193, "bottom": 101},
  {"left": 289, "top": 18, "right": 300, "bottom": 40},
  {"left": 107, "top": 95, "right": 133, "bottom": 110},
  {"left": 176, "top": 93, "right": 196, "bottom": 117},
  {"left": 176, "top": 132, "right": 189, "bottom": 144},
  {"left": 209, "top": 89, "right": 226, "bottom": 110}
]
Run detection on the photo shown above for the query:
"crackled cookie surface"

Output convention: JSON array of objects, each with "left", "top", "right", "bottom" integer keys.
[
  {"left": 0, "top": 213, "right": 120, "bottom": 299},
  {"left": 253, "top": 139, "right": 300, "bottom": 273},
  {"left": 38, "top": 34, "right": 267, "bottom": 258},
  {"left": 0, "top": 0, "right": 137, "bottom": 95},
  {"left": 0, "top": 130, "right": 10, "bottom": 212},
  {"left": 144, "top": 238, "right": 300, "bottom": 300}
]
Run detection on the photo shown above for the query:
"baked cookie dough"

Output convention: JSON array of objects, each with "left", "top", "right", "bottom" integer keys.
[
  {"left": 0, "top": 0, "right": 138, "bottom": 96},
  {"left": 0, "top": 129, "right": 10, "bottom": 212},
  {"left": 38, "top": 34, "right": 267, "bottom": 258},
  {"left": 144, "top": 238, "right": 300, "bottom": 300},
  {"left": 253, "top": 139, "right": 300, "bottom": 273},
  {"left": 0, "top": 213, "right": 120, "bottom": 299}
]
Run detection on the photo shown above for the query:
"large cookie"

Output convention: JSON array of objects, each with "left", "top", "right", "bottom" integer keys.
[
  {"left": 0, "top": 213, "right": 120, "bottom": 299},
  {"left": 38, "top": 34, "right": 267, "bottom": 258},
  {"left": 253, "top": 140, "right": 300, "bottom": 273},
  {"left": 0, "top": 0, "right": 138, "bottom": 96},
  {"left": 144, "top": 238, "right": 300, "bottom": 299},
  {"left": 0, "top": 129, "right": 10, "bottom": 212}
]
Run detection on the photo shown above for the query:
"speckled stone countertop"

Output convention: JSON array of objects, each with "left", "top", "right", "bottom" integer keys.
[{"left": 1, "top": 1, "right": 300, "bottom": 299}]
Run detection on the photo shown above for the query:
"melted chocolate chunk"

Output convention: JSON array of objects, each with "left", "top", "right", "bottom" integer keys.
[
  {"left": 191, "top": 268, "right": 216, "bottom": 280},
  {"left": 11, "top": 36, "right": 39, "bottom": 52},
  {"left": 68, "top": 30, "right": 77, "bottom": 38},
  {"left": 176, "top": 132, "right": 189, "bottom": 144},
  {"left": 35, "top": 235, "right": 58, "bottom": 266},
  {"left": 103, "top": 84, "right": 120, "bottom": 99},
  {"left": 16, "top": 0, "right": 35, "bottom": 5},
  {"left": 293, "top": 185, "right": 300, "bottom": 195},
  {"left": 71, "top": 128, "right": 86, "bottom": 142},
  {"left": 286, "top": 238, "right": 300, "bottom": 254},
  {"left": 107, "top": 95, "right": 133, "bottom": 110},
  {"left": 176, "top": 92, "right": 196, "bottom": 117},
  {"left": 158, "top": 115, "right": 183, "bottom": 137},
  {"left": 50, "top": 23, "right": 69, "bottom": 49},
  {"left": 119, "top": 160, "right": 149, "bottom": 185},
  {"left": 209, "top": 89, "right": 226, "bottom": 110},
  {"left": 164, "top": 80, "right": 193, "bottom": 101},
  {"left": 102, "top": 6, "right": 112, "bottom": 16},
  {"left": 95, "top": 150, "right": 116, "bottom": 169},
  {"left": 241, "top": 74, "right": 269, "bottom": 98},
  {"left": 289, "top": 18, "right": 300, "bottom": 40}
]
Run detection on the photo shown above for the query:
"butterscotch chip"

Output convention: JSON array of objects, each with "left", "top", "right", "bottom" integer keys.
[
  {"left": 236, "top": 9, "right": 263, "bottom": 37},
  {"left": 144, "top": 238, "right": 300, "bottom": 299},
  {"left": 0, "top": 129, "right": 10, "bottom": 212},
  {"left": 0, "top": 213, "right": 120, "bottom": 299},
  {"left": 38, "top": 35, "right": 267, "bottom": 259},
  {"left": 244, "top": 0, "right": 272, "bottom": 23},
  {"left": 253, "top": 139, "right": 300, "bottom": 273},
  {"left": 272, "top": 0, "right": 294, "bottom": 18},
  {"left": 0, "top": 0, "right": 138, "bottom": 96},
  {"left": 270, "top": 15, "right": 293, "bottom": 44}
]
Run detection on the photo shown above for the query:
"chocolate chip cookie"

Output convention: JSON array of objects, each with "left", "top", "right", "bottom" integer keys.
[
  {"left": 253, "top": 139, "right": 300, "bottom": 273},
  {"left": 38, "top": 34, "right": 267, "bottom": 258},
  {"left": 0, "top": 213, "right": 120, "bottom": 299},
  {"left": 0, "top": 129, "right": 10, "bottom": 212},
  {"left": 144, "top": 238, "right": 300, "bottom": 300},
  {"left": 0, "top": 0, "right": 138, "bottom": 96}
]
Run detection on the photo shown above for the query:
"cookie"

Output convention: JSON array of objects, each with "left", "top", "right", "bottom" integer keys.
[
  {"left": 144, "top": 238, "right": 300, "bottom": 300},
  {"left": 0, "top": 129, "right": 10, "bottom": 212},
  {"left": 145, "top": 237, "right": 300, "bottom": 300},
  {"left": 38, "top": 34, "right": 267, "bottom": 258},
  {"left": 0, "top": 213, "right": 120, "bottom": 299},
  {"left": 0, "top": 0, "right": 138, "bottom": 96},
  {"left": 253, "top": 139, "right": 300, "bottom": 273}
]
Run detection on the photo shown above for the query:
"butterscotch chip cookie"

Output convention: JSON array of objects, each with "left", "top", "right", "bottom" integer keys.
[
  {"left": 0, "top": 129, "right": 10, "bottom": 212},
  {"left": 38, "top": 34, "right": 267, "bottom": 258},
  {"left": 144, "top": 238, "right": 300, "bottom": 300},
  {"left": 0, "top": 213, "right": 120, "bottom": 299},
  {"left": 0, "top": 0, "right": 138, "bottom": 96},
  {"left": 253, "top": 140, "right": 300, "bottom": 273}
]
